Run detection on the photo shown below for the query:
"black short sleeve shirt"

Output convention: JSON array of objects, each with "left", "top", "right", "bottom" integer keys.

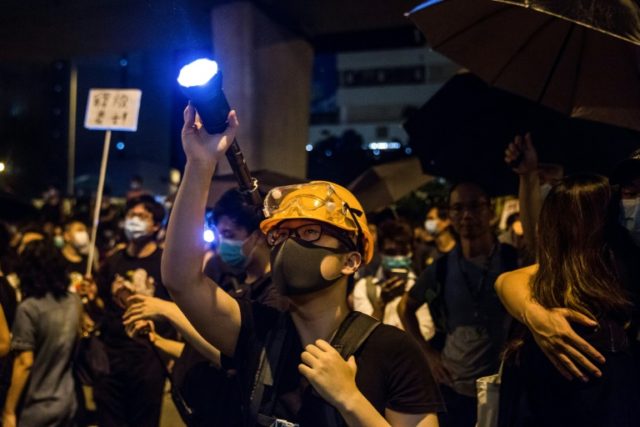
[{"left": 226, "top": 300, "right": 444, "bottom": 425}]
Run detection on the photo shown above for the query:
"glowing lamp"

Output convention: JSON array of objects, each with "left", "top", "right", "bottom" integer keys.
[
  {"left": 203, "top": 229, "right": 215, "bottom": 243},
  {"left": 177, "top": 58, "right": 230, "bottom": 134}
]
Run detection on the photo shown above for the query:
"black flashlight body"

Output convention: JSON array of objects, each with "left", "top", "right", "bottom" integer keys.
[
  {"left": 180, "top": 70, "right": 262, "bottom": 208},
  {"left": 182, "top": 73, "right": 230, "bottom": 135}
]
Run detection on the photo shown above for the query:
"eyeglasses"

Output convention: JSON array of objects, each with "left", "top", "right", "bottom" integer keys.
[
  {"left": 266, "top": 223, "right": 355, "bottom": 250},
  {"left": 448, "top": 201, "right": 489, "bottom": 216}
]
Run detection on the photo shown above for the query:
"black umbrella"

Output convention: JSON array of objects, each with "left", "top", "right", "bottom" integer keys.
[
  {"left": 408, "top": 0, "right": 640, "bottom": 132},
  {"left": 404, "top": 72, "right": 640, "bottom": 195}
]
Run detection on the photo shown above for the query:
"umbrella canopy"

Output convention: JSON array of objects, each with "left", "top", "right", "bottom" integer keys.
[
  {"left": 408, "top": 0, "right": 640, "bottom": 131},
  {"left": 206, "top": 169, "right": 303, "bottom": 208},
  {"left": 404, "top": 72, "right": 640, "bottom": 195},
  {"left": 348, "top": 158, "right": 435, "bottom": 213}
]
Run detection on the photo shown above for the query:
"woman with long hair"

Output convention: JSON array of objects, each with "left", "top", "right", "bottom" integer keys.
[
  {"left": 496, "top": 174, "right": 639, "bottom": 427},
  {"left": 2, "top": 239, "right": 81, "bottom": 427}
]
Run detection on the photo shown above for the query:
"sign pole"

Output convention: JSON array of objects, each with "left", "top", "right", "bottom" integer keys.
[{"left": 86, "top": 130, "right": 112, "bottom": 277}]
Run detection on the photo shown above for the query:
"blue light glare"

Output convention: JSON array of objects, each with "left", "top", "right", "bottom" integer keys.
[
  {"left": 116, "top": 142, "right": 125, "bottom": 150},
  {"left": 305, "top": 144, "right": 313, "bottom": 152},
  {"left": 177, "top": 59, "right": 219, "bottom": 88},
  {"left": 203, "top": 229, "right": 215, "bottom": 243}
]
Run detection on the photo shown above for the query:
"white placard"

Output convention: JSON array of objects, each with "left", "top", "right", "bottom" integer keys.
[{"left": 84, "top": 89, "right": 142, "bottom": 131}]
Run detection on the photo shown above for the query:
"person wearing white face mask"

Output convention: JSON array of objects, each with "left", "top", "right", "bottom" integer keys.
[
  {"left": 415, "top": 206, "right": 456, "bottom": 272},
  {"left": 59, "top": 219, "right": 98, "bottom": 288},
  {"left": 93, "top": 195, "right": 175, "bottom": 427},
  {"left": 353, "top": 220, "right": 435, "bottom": 340}
]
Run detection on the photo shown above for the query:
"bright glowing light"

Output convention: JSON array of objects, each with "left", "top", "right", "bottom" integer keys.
[
  {"left": 116, "top": 142, "right": 125, "bottom": 150},
  {"left": 368, "top": 141, "right": 402, "bottom": 150},
  {"left": 0, "top": 162, "right": 5, "bottom": 173},
  {"left": 305, "top": 144, "right": 313, "bottom": 152},
  {"left": 177, "top": 59, "right": 219, "bottom": 88},
  {"left": 203, "top": 229, "right": 215, "bottom": 243}
]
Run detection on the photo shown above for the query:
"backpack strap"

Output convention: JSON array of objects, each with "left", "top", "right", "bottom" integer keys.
[
  {"left": 249, "top": 313, "right": 290, "bottom": 427},
  {"left": 331, "top": 311, "right": 380, "bottom": 359},
  {"left": 316, "top": 311, "right": 380, "bottom": 427},
  {"left": 250, "top": 311, "right": 380, "bottom": 427}
]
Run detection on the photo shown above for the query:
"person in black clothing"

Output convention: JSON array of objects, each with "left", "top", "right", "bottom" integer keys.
[
  {"left": 399, "top": 182, "right": 519, "bottom": 427},
  {"left": 496, "top": 175, "right": 640, "bottom": 427},
  {"left": 162, "top": 105, "right": 443, "bottom": 426},
  {"left": 125, "top": 188, "right": 284, "bottom": 426},
  {"left": 93, "top": 195, "right": 173, "bottom": 427}
]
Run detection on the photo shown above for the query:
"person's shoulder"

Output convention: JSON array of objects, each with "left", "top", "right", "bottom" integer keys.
[
  {"left": 363, "top": 324, "right": 417, "bottom": 354},
  {"left": 496, "top": 264, "right": 538, "bottom": 289}
]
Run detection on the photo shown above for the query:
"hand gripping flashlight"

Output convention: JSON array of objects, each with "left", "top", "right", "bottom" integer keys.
[{"left": 177, "top": 58, "right": 262, "bottom": 208}]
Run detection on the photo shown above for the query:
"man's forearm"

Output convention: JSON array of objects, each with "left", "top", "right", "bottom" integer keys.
[
  {"left": 398, "top": 295, "right": 429, "bottom": 350},
  {"left": 3, "top": 353, "right": 32, "bottom": 415},
  {"left": 0, "top": 306, "right": 10, "bottom": 357},
  {"left": 152, "top": 334, "right": 185, "bottom": 359},
  {"left": 163, "top": 303, "right": 221, "bottom": 367},
  {"left": 518, "top": 172, "right": 541, "bottom": 255},
  {"left": 162, "top": 160, "right": 216, "bottom": 291}
]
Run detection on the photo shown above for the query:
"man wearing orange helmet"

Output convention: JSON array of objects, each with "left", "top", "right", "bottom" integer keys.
[{"left": 162, "top": 104, "right": 443, "bottom": 427}]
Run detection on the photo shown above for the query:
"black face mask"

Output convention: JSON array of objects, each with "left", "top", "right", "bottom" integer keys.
[{"left": 270, "top": 237, "right": 346, "bottom": 296}]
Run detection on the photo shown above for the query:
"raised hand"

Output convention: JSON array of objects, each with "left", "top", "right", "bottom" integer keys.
[
  {"left": 181, "top": 103, "right": 239, "bottom": 167},
  {"left": 505, "top": 133, "right": 538, "bottom": 175}
]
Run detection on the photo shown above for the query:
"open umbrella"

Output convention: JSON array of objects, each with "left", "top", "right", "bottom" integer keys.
[
  {"left": 347, "top": 158, "right": 435, "bottom": 213},
  {"left": 408, "top": 0, "right": 640, "bottom": 132},
  {"left": 404, "top": 72, "right": 640, "bottom": 195}
]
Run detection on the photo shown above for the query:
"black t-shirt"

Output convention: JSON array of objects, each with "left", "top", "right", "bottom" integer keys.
[
  {"left": 226, "top": 300, "right": 444, "bottom": 426},
  {"left": 172, "top": 274, "right": 286, "bottom": 427},
  {"left": 97, "top": 247, "right": 173, "bottom": 350}
]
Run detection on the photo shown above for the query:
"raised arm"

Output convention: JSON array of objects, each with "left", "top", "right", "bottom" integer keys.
[
  {"left": 161, "top": 104, "right": 241, "bottom": 357},
  {"left": 495, "top": 265, "right": 605, "bottom": 381},
  {"left": 504, "top": 133, "right": 541, "bottom": 256}
]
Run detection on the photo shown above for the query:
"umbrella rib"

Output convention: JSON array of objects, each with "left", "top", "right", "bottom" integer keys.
[
  {"left": 567, "top": 26, "right": 586, "bottom": 114},
  {"left": 431, "top": 5, "right": 512, "bottom": 50},
  {"left": 537, "top": 23, "right": 576, "bottom": 104},
  {"left": 489, "top": 14, "right": 557, "bottom": 85}
]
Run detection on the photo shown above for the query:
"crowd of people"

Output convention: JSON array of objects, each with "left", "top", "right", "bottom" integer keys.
[{"left": 0, "top": 104, "right": 638, "bottom": 427}]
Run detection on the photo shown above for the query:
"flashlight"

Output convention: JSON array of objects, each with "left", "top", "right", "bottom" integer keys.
[
  {"left": 177, "top": 59, "right": 230, "bottom": 134},
  {"left": 178, "top": 58, "right": 262, "bottom": 208}
]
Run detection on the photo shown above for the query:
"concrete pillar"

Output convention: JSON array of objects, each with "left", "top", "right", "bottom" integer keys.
[{"left": 210, "top": 1, "right": 313, "bottom": 179}]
